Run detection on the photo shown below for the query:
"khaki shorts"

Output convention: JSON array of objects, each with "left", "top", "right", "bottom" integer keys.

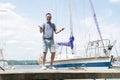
[{"left": 42, "top": 39, "right": 55, "bottom": 53}]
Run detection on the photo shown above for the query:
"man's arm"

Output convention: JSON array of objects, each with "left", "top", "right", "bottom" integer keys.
[
  {"left": 39, "top": 25, "right": 44, "bottom": 33},
  {"left": 54, "top": 28, "right": 64, "bottom": 34}
]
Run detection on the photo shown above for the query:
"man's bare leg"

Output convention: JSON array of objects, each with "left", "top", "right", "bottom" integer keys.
[
  {"left": 42, "top": 52, "right": 47, "bottom": 66},
  {"left": 50, "top": 52, "right": 55, "bottom": 67}
]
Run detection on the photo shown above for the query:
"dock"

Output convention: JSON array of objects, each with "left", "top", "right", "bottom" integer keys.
[{"left": 0, "top": 68, "right": 120, "bottom": 80}]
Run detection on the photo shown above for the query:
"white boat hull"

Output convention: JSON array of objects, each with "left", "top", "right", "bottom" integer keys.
[{"left": 46, "top": 56, "right": 111, "bottom": 68}]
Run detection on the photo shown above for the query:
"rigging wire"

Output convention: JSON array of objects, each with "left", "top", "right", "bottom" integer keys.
[{"left": 89, "top": 0, "right": 107, "bottom": 55}]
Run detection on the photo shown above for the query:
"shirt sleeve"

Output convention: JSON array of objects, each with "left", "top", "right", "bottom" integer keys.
[
  {"left": 53, "top": 23, "right": 56, "bottom": 31},
  {"left": 42, "top": 23, "right": 45, "bottom": 30}
]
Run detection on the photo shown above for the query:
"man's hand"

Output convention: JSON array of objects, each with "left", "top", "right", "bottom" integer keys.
[
  {"left": 61, "top": 28, "right": 64, "bottom": 31},
  {"left": 55, "top": 27, "right": 64, "bottom": 34},
  {"left": 39, "top": 25, "right": 43, "bottom": 33}
]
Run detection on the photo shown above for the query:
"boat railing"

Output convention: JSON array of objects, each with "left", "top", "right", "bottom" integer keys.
[{"left": 85, "top": 39, "right": 114, "bottom": 57}]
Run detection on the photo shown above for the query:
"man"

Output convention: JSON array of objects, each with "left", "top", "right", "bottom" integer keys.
[{"left": 39, "top": 13, "right": 64, "bottom": 70}]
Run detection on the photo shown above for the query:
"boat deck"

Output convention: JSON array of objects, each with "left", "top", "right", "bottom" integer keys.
[{"left": 0, "top": 68, "right": 120, "bottom": 80}]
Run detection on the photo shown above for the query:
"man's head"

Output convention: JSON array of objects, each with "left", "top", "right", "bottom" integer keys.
[{"left": 46, "top": 13, "right": 52, "bottom": 22}]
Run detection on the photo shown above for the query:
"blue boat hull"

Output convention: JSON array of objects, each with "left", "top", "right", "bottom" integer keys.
[{"left": 52, "top": 62, "right": 111, "bottom": 68}]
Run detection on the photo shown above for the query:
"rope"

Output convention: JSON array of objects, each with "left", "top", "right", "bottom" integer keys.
[{"left": 89, "top": 0, "right": 107, "bottom": 55}]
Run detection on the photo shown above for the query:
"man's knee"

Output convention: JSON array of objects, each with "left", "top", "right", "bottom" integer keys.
[
  {"left": 43, "top": 52, "right": 47, "bottom": 56},
  {"left": 51, "top": 52, "right": 55, "bottom": 55}
]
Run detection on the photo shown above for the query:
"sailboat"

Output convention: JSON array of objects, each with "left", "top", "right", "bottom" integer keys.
[{"left": 40, "top": 0, "right": 116, "bottom": 68}]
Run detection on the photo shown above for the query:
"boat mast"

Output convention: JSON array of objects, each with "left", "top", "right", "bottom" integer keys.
[
  {"left": 0, "top": 9, "right": 7, "bottom": 59},
  {"left": 69, "top": 0, "right": 74, "bottom": 54},
  {"left": 89, "top": 0, "right": 107, "bottom": 56},
  {"left": 0, "top": 10, "right": 7, "bottom": 71},
  {"left": 69, "top": 0, "right": 73, "bottom": 36}
]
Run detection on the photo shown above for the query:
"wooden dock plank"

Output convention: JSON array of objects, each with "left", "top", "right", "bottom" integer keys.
[{"left": 0, "top": 68, "right": 120, "bottom": 80}]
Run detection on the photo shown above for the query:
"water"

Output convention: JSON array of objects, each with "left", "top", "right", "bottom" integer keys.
[{"left": 14, "top": 65, "right": 40, "bottom": 69}]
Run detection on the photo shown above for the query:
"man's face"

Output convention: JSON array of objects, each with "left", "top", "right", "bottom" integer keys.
[{"left": 46, "top": 14, "right": 51, "bottom": 22}]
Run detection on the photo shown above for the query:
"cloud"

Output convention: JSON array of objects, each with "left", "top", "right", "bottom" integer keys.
[
  {"left": 0, "top": 2, "right": 15, "bottom": 10},
  {"left": 0, "top": 3, "right": 40, "bottom": 60},
  {"left": 78, "top": 8, "right": 120, "bottom": 47},
  {"left": 6, "top": 39, "right": 20, "bottom": 44}
]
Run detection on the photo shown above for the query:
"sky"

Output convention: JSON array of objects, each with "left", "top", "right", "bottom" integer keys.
[{"left": 0, "top": 0, "right": 120, "bottom": 60}]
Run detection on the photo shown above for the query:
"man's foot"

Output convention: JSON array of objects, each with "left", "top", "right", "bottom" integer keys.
[
  {"left": 49, "top": 66, "right": 56, "bottom": 70},
  {"left": 40, "top": 66, "right": 47, "bottom": 70}
]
